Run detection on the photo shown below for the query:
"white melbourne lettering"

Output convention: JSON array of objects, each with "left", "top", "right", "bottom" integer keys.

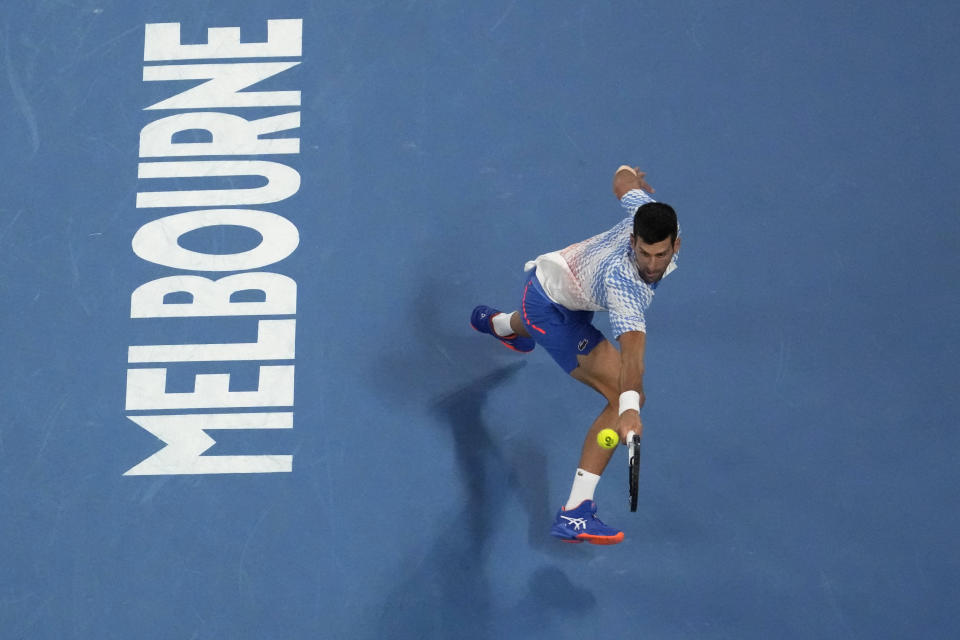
[
  {"left": 136, "top": 161, "right": 302, "bottom": 208},
  {"left": 124, "top": 413, "right": 293, "bottom": 475},
  {"left": 140, "top": 112, "right": 300, "bottom": 157},
  {"left": 124, "top": 19, "right": 303, "bottom": 476},
  {"left": 144, "top": 21, "right": 302, "bottom": 61},
  {"left": 131, "top": 208, "right": 300, "bottom": 271},
  {"left": 143, "top": 62, "right": 301, "bottom": 110}
]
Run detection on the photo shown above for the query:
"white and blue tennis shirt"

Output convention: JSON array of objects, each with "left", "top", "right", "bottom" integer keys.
[{"left": 523, "top": 189, "right": 680, "bottom": 338}]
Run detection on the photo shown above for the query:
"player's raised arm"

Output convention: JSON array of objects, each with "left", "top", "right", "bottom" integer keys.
[
  {"left": 616, "top": 329, "right": 646, "bottom": 441},
  {"left": 613, "top": 165, "right": 655, "bottom": 199}
]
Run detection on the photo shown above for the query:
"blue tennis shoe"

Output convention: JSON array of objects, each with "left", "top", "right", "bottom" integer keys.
[
  {"left": 550, "top": 500, "right": 624, "bottom": 545},
  {"left": 470, "top": 305, "right": 535, "bottom": 353}
]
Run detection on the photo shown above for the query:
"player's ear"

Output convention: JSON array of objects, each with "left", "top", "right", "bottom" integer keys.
[{"left": 673, "top": 236, "right": 682, "bottom": 252}]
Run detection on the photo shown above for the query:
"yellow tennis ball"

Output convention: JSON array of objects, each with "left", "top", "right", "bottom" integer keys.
[{"left": 597, "top": 428, "right": 619, "bottom": 449}]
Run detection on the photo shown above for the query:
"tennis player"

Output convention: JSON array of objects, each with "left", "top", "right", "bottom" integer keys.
[{"left": 471, "top": 165, "right": 680, "bottom": 544}]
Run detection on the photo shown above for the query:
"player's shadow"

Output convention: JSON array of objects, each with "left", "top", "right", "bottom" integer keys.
[
  {"left": 374, "top": 277, "right": 598, "bottom": 637},
  {"left": 375, "top": 364, "right": 517, "bottom": 639},
  {"left": 431, "top": 363, "right": 545, "bottom": 546},
  {"left": 373, "top": 277, "right": 559, "bottom": 548},
  {"left": 376, "top": 364, "right": 597, "bottom": 639}
]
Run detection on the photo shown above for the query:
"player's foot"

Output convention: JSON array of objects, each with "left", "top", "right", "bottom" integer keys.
[
  {"left": 470, "top": 305, "right": 535, "bottom": 353},
  {"left": 550, "top": 500, "right": 624, "bottom": 545}
]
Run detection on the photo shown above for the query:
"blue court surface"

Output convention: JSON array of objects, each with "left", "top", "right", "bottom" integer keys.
[{"left": 2, "top": 1, "right": 958, "bottom": 638}]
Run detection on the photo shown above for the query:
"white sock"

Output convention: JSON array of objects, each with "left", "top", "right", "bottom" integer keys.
[
  {"left": 491, "top": 312, "right": 516, "bottom": 337},
  {"left": 564, "top": 468, "right": 600, "bottom": 510}
]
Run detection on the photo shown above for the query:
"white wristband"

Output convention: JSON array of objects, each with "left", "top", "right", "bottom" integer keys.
[{"left": 619, "top": 390, "right": 641, "bottom": 415}]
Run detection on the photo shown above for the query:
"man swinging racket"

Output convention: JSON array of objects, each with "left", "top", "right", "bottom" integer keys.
[{"left": 471, "top": 165, "right": 681, "bottom": 544}]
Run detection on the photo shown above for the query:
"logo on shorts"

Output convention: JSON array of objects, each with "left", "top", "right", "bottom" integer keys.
[{"left": 577, "top": 338, "right": 589, "bottom": 351}]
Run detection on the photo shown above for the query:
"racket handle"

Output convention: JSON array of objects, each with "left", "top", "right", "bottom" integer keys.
[{"left": 626, "top": 431, "right": 637, "bottom": 463}]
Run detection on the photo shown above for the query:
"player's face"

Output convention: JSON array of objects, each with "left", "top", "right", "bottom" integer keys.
[{"left": 631, "top": 235, "right": 680, "bottom": 284}]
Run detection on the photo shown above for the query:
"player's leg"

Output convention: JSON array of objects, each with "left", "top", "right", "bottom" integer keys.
[
  {"left": 470, "top": 305, "right": 534, "bottom": 352},
  {"left": 480, "top": 309, "right": 533, "bottom": 338},
  {"left": 547, "top": 340, "right": 625, "bottom": 544},
  {"left": 569, "top": 340, "right": 622, "bottom": 476},
  {"left": 553, "top": 339, "right": 620, "bottom": 510},
  {"left": 511, "top": 271, "right": 622, "bottom": 479},
  {"left": 513, "top": 276, "right": 625, "bottom": 543},
  {"left": 509, "top": 312, "right": 531, "bottom": 338}
]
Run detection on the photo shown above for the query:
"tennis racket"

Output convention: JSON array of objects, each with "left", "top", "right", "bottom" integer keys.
[{"left": 627, "top": 431, "right": 642, "bottom": 512}]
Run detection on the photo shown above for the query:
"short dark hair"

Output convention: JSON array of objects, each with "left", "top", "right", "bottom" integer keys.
[{"left": 633, "top": 202, "right": 678, "bottom": 244}]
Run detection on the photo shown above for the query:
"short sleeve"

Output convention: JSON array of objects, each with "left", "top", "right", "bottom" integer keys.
[
  {"left": 605, "top": 260, "right": 653, "bottom": 338},
  {"left": 620, "top": 188, "right": 656, "bottom": 214}
]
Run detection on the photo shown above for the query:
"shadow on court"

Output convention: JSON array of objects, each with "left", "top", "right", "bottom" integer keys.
[
  {"left": 370, "top": 273, "right": 602, "bottom": 640},
  {"left": 376, "top": 363, "right": 596, "bottom": 638}
]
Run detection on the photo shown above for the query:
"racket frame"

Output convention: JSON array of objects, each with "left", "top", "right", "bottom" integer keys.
[{"left": 628, "top": 432, "right": 641, "bottom": 512}]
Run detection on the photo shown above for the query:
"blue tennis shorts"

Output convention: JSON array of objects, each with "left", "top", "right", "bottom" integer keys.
[{"left": 519, "top": 269, "right": 606, "bottom": 373}]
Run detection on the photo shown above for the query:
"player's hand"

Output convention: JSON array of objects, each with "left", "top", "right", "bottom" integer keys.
[
  {"left": 633, "top": 167, "right": 655, "bottom": 193},
  {"left": 614, "top": 165, "right": 655, "bottom": 197},
  {"left": 617, "top": 410, "right": 643, "bottom": 444}
]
